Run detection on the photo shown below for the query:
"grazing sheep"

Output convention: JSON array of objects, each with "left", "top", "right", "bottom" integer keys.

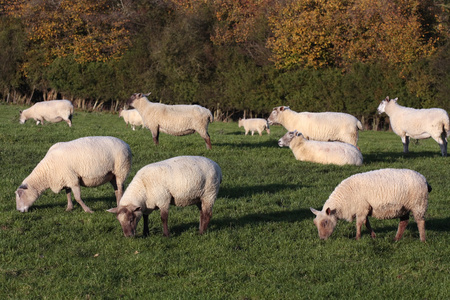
[
  {"left": 267, "top": 106, "right": 363, "bottom": 146},
  {"left": 119, "top": 109, "right": 143, "bottom": 131},
  {"left": 377, "top": 96, "right": 449, "bottom": 157},
  {"left": 127, "top": 93, "right": 213, "bottom": 149},
  {"left": 107, "top": 156, "right": 222, "bottom": 237},
  {"left": 278, "top": 130, "right": 363, "bottom": 166},
  {"left": 310, "top": 168, "right": 431, "bottom": 242},
  {"left": 238, "top": 118, "right": 271, "bottom": 136},
  {"left": 19, "top": 100, "right": 74, "bottom": 127},
  {"left": 15, "top": 136, "right": 132, "bottom": 213}
]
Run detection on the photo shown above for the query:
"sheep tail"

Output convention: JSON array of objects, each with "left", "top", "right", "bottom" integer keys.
[{"left": 357, "top": 120, "right": 363, "bottom": 131}]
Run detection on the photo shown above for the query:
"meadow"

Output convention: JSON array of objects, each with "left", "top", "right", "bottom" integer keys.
[{"left": 0, "top": 103, "right": 449, "bottom": 299}]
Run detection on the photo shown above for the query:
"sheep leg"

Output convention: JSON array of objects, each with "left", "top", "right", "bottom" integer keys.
[
  {"left": 415, "top": 219, "right": 426, "bottom": 242},
  {"left": 109, "top": 176, "right": 123, "bottom": 205},
  {"left": 355, "top": 216, "right": 364, "bottom": 240},
  {"left": 437, "top": 131, "right": 447, "bottom": 157},
  {"left": 197, "top": 203, "right": 212, "bottom": 235},
  {"left": 65, "top": 188, "right": 74, "bottom": 211},
  {"left": 394, "top": 213, "right": 410, "bottom": 241},
  {"left": 401, "top": 136, "right": 409, "bottom": 153},
  {"left": 204, "top": 134, "right": 212, "bottom": 150},
  {"left": 143, "top": 214, "right": 149, "bottom": 237},
  {"left": 364, "top": 216, "right": 376, "bottom": 239},
  {"left": 151, "top": 127, "right": 160, "bottom": 145},
  {"left": 160, "top": 208, "right": 170, "bottom": 237},
  {"left": 65, "top": 118, "right": 72, "bottom": 127},
  {"left": 71, "top": 186, "right": 93, "bottom": 213}
]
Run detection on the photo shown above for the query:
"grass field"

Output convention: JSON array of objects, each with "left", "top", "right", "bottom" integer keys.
[{"left": 0, "top": 103, "right": 449, "bottom": 299}]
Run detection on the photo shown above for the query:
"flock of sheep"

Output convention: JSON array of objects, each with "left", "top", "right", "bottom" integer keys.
[{"left": 15, "top": 93, "right": 449, "bottom": 241}]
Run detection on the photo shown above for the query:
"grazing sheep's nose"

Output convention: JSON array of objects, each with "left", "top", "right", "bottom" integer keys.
[{"left": 17, "top": 207, "right": 29, "bottom": 213}]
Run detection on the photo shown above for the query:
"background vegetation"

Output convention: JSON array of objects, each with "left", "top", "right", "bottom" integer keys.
[
  {"left": 0, "top": 0, "right": 449, "bottom": 128},
  {"left": 0, "top": 104, "right": 449, "bottom": 299}
]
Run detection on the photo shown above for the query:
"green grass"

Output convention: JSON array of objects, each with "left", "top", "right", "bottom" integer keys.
[{"left": 1, "top": 103, "right": 449, "bottom": 299}]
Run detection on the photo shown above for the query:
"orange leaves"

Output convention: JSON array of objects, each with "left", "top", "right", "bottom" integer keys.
[{"left": 5, "top": 0, "right": 131, "bottom": 64}]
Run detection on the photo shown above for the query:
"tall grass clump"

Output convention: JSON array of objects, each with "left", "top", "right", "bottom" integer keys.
[{"left": 0, "top": 103, "right": 449, "bottom": 299}]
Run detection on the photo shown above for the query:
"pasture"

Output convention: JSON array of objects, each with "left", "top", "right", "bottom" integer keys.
[{"left": 0, "top": 103, "right": 449, "bottom": 299}]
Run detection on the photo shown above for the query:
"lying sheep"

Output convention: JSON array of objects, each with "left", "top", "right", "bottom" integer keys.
[
  {"left": 310, "top": 168, "right": 431, "bottom": 242},
  {"left": 127, "top": 93, "right": 214, "bottom": 149},
  {"left": 107, "top": 156, "right": 222, "bottom": 237},
  {"left": 119, "top": 108, "right": 143, "bottom": 131},
  {"left": 278, "top": 130, "right": 363, "bottom": 166},
  {"left": 19, "top": 100, "right": 74, "bottom": 127},
  {"left": 238, "top": 118, "right": 271, "bottom": 136},
  {"left": 268, "top": 106, "right": 363, "bottom": 146},
  {"left": 377, "top": 96, "right": 450, "bottom": 157},
  {"left": 15, "top": 136, "right": 132, "bottom": 213}
]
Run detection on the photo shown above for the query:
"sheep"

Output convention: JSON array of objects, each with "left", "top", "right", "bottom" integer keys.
[
  {"left": 310, "top": 168, "right": 431, "bottom": 242},
  {"left": 238, "top": 118, "right": 271, "bottom": 136},
  {"left": 119, "top": 108, "right": 143, "bottom": 131},
  {"left": 377, "top": 96, "right": 450, "bottom": 157},
  {"left": 15, "top": 136, "right": 132, "bottom": 213},
  {"left": 19, "top": 100, "right": 74, "bottom": 127},
  {"left": 127, "top": 93, "right": 213, "bottom": 149},
  {"left": 267, "top": 106, "right": 363, "bottom": 146},
  {"left": 107, "top": 156, "right": 222, "bottom": 237},
  {"left": 278, "top": 130, "right": 363, "bottom": 166}
]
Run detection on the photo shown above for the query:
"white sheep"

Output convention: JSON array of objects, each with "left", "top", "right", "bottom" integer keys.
[
  {"left": 19, "top": 100, "right": 74, "bottom": 127},
  {"left": 278, "top": 130, "right": 363, "bottom": 166},
  {"left": 107, "top": 156, "right": 222, "bottom": 237},
  {"left": 127, "top": 93, "right": 214, "bottom": 149},
  {"left": 15, "top": 136, "right": 132, "bottom": 213},
  {"left": 310, "top": 168, "right": 431, "bottom": 242},
  {"left": 238, "top": 118, "right": 271, "bottom": 136},
  {"left": 377, "top": 96, "right": 450, "bottom": 157},
  {"left": 119, "top": 108, "right": 143, "bottom": 131},
  {"left": 268, "top": 106, "right": 363, "bottom": 146}
]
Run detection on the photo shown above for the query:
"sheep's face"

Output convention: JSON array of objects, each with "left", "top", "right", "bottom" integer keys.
[
  {"left": 278, "top": 130, "right": 302, "bottom": 147},
  {"left": 19, "top": 111, "right": 26, "bottom": 124},
  {"left": 377, "top": 96, "right": 398, "bottom": 114},
  {"left": 108, "top": 206, "right": 142, "bottom": 237},
  {"left": 268, "top": 106, "right": 288, "bottom": 125},
  {"left": 310, "top": 207, "right": 337, "bottom": 240},
  {"left": 15, "top": 184, "right": 39, "bottom": 212}
]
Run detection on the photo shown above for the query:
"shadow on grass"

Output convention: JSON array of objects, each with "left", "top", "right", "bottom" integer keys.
[
  {"left": 213, "top": 140, "right": 279, "bottom": 149},
  {"left": 219, "top": 183, "right": 302, "bottom": 199},
  {"left": 363, "top": 150, "right": 442, "bottom": 164}
]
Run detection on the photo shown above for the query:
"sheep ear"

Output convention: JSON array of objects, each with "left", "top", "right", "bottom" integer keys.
[
  {"left": 295, "top": 131, "right": 302, "bottom": 137},
  {"left": 325, "top": 208, "right": 336, "bottom": 216},
  {"left": 280, "top": 106, "right": 285, "bottom": 111},
  {"left": 19, "top": 184, "right": 28, "bottom": 190},
  {"left": 385, "top": 96, "right": 390, "bottom": 101},
  {"left": 144, "top": 92, "right": 151, "bottom": 97},
  {"left": 310, "top": 207, "right": 320, "bottom": 216},
  {"left": 393, "top": 97, "right": 398, "bottom": 102},
  {"left": 107, "top": 207, "right": 118, "bottom": 214}
]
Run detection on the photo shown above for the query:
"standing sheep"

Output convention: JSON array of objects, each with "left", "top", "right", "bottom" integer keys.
[
  {"left": 107, "top": 156, "right": 222, "bottom": 237},
  {"left": 238, "top": 118, "right": 271, "bottom": 136},
  {"left": 15, "top": 136, "right": 132, "bottom": 213},
  {"left": 278, "top": 130, "right": 363, "bottom": 166},
  {"left": 377, "top": 96, "right": 449, "bottom": 157},
  {"left": 19, "top": 100, "right": 74, "bottom": 127},
  {"left": 267, "top": 106, "right": 363, "bottom": 146},
  {"left": 127, "top": 93, "right": 214, "bottom": 149},
  {"left": 310, "top": 168, "right": 431, "bottom": 242},
  {"left": 119, "top": 109, "right": 143, "bottom": 130}
]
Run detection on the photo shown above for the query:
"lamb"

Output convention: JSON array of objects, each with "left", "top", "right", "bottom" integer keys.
[
  {"left": 15, "top": 136, "right": 132, "bottom": 213},
  {"left": 119, "top": 108, "right": 143, "bottom": 131},
  {"left": 127, "top": 93, "right": 214, "bottom": 149},
  {"left": 107, "top": 156, "right": 222, "bottom": 237},
  {"left": 238, "top": 118, "right": 271, "bottom": 136},
  {"left": 377, "top": 96, "right": 450, "bottom": 157},
  {"left": 267, "top": 106, "right": 363, "bottom": 146},
  {"left": 19, "top": 100, "right": 74, "bottom": 127},
  {"left": 310, "top": 168, "right": 431, "bottom": 242},
  {"left": 278, "top": 130, "right": 363, "bottom": 166}
]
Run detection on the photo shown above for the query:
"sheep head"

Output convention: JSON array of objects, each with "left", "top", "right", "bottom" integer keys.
[
  {"left": 15, "top": 184, "right": 39, "bottom": 212},
  {"left": 107, "top": 205, "right": 143, "bottom": 237},
  {"left": 267, "top": 106, "right": 289, "bottom": 125},
  {"left": 310, "top": 207, "right": 337, "bottom": 240},
  {"left": 377, "top": 96, "right": 398, "bottom": 114},
  {"left": 127, "top": 92, "right": 151, "bottom": 108},
  {"left": 278, "top": 130, "right": 302, "bottom": 147},
  {"left": 19, "top": 110, "right": 27, "bottom": 124}
]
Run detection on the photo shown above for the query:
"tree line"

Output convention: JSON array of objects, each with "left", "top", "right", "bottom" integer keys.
[{"left": 0, "top": 0, "right": 449, "bottom": 128}]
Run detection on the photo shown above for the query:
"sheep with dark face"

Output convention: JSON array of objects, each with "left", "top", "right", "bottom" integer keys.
[
  {"left": 127, "top": 93, "right": 213, "bottom": 149},
  {"left": 310, "top": 168, "right": 431, "bottom": 242},
  {"left": 108, "top": 156, "right": 222, "bottom": 237},
  {"left": 377, "top": 96, "right": 449, "bottom": 156}
]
